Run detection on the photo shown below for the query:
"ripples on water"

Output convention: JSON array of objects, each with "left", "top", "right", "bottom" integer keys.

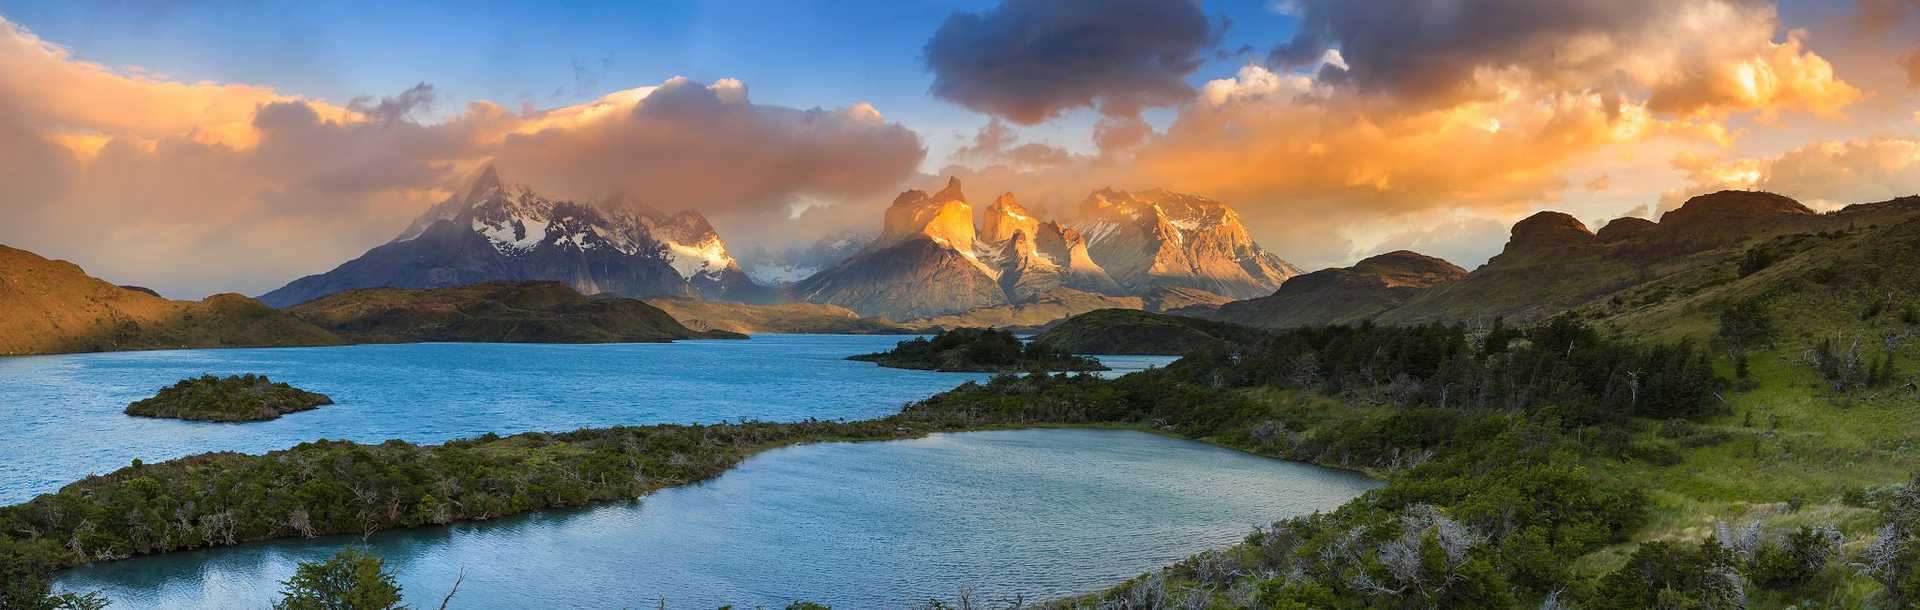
[
  {"left": 0, "top": 335, "right": 1171, "bottom": 504},
  {"left": 4, "top": 337, "right": 1377, "bottom": 606},
  {"left": 56, "top": 429, "right": 1380, "bottom": 608}
]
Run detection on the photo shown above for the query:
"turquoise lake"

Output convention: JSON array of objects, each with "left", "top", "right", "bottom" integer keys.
[
  {"left": 0, "top": 335, "right": 1168, "bottom": 504},
  {"left": 54, "top": 429, "right": 1379, "bottom": 608},
  {"left": 4, "top": 336, "right": 1380, "bottom": 606}
]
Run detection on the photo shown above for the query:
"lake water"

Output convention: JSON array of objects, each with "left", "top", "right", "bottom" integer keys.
[
  {"left": 0, "top": 335, "right": 1173, "bottom": 504},
  {"left": 55, "top": 429, "right": 1380, "bottom": 608}
]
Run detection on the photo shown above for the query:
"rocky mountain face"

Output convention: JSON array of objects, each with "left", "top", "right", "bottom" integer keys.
[
  {"left": 1204, "top": 251, "right": 1467, "bottom": 328},
  {"left": 795, "top": 178, "right": 1296, "bottom": 322},
  {"left": 1073, "top": 188, "right": 1300, "bottom": 300},
  {"left": 261, "top": 166, "right": 774, "bottom": 307},
  {"left": 0, "top": 245, "right": 341, "bottom": 355},
  {"left": 793, "top": 179, "right": 1012, "bottom": 320}
]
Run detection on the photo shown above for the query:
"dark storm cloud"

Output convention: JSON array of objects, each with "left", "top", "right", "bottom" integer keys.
[
  {"left": 1270, "top": 0, "right": 1750, "bottom": 103},
  {"left": 923, "top": 0, "right": 1216, "bottom": 124}
]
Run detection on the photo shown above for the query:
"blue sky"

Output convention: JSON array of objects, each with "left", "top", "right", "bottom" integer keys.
[{"left": 0, "top": 1, "right": 1301, "bottom": 165}]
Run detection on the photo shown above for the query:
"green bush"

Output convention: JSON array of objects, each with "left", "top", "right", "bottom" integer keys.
[
  {"left": 1592, "top": 540, "right": 1743, "bottom": 610},
  {"left": 274, "top": 548, "right": 403, "bottom": 610}
]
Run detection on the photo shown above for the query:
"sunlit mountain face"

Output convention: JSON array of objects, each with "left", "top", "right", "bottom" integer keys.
[{"left": 0, "top": 1, "right": 1912, "bottom": 301}]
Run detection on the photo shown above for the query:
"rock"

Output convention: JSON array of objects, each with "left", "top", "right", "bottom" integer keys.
[{"left": 1595, "top": 217, "right": 1657, "bottom": 242}]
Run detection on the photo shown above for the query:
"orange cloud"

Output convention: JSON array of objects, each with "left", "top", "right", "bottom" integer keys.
[
  {"left": 0, "top": 18, "right": 348, "bottom": 151},
  {"left": 942, "top": 0, "right": 1866, "bottom": 271},
  {"left": 1663, "top": 137, "right": 1920, "bottom": 212},
  {"left": 0, "top": 17, "right": 922, "bottom": 298}
]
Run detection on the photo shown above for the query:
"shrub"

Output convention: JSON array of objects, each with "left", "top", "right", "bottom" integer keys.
[
  {"left": 1748, "top": 525, "right": 1843, "bottom": 591},
  {"left": 1719, "top": 302, "right": 1776, "bottom": 351},
  {"left": 1737, "top": 248, "right": 1777, "bottom": 278},
  {"left": 1591, "top": 540, "right": 1743, "bottom": 610},
  {"left": 274, "top": 548, "right": 403, "bottom": 610}
]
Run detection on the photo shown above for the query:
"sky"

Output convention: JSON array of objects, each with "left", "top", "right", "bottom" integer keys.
[{"left": 0, "top": 0, "right": 1916, "bottom": 298}]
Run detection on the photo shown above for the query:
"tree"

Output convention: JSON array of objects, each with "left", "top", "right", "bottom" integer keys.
[
  {"left": 1, "top": 543, "right": 107, "bottom": 610},
  {"left": 275, "top": 548, "right": 405, "bottom": 610},
  {"left": 1718, "top": 302, "right": 1775, "bottom": 351}
]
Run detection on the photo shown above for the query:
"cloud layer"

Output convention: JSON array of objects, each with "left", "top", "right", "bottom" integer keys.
[
  {"left": 0, "top": 17, "right": 923, "bottom": 298},
  {"left": 1665, "top": 137, "right": 1920, "bottom": 212},
  {"left": 941, "top": 0, "right": 1876, "bottom": 271}
]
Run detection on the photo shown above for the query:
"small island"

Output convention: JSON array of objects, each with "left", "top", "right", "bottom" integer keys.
[
  {"left": 125, "top": 374, "right": 334, "bottom": 422},
  {"left": 849, "top": 327, "right": 1108, "bottom": 373}
]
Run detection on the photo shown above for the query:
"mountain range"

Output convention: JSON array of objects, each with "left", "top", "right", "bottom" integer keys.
[
  {"left": 234, "top": 165, "right": 1920, "bottom": 335},
  {"left": 260, "top": 166, "right": 777, "bottom": 308},
  {"left": 260, "top": 169, "right": 1304, "bottom": 326},
  {"left": 791, "top": 177, "right": 1301, "bottom": 321}
]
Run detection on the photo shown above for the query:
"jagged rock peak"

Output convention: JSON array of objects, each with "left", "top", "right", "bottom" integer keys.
[
  {"left": 1659, "top": 190, "right": 1815, "bottom": 228},
  {"left": 981, "top": 192, "right": 1040, "bottom": 244},
  {"left": 1505, "top": 211, "right": 1595, "bottom": 253},
  {"left": 1595, "top": 216, "right": 1657, "bottom": 242},
  {"left": 933, "top": 176, "right": 965, "bottom": 203},
  {"left": 879, "top": 177, "right": 977, "bottom": 249}
]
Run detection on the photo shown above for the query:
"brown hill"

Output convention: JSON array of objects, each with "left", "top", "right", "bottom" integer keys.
[
  {"left": 1191, "top": 190, "right": 1920, "bottom": 330},
  {"left": 1380, "top": 191, "right": 1919, "bottom": 325},
  {"left": 1208, "top": 251, "right": 1466, "bottom": 328},
  {"left": 0, "top": 245, "right": 342, "bottom": 355}
]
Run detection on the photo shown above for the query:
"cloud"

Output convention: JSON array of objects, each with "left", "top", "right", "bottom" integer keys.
[
  {"left": 1907, "top": 48, "right": 1920, "bottom": 86},
  {"left": 1268, "top": 0, "right": 1859, "bottom": 118},
  {"left": 1662, "top": 137, "right": 1920, "bottom": 212},
  {"left": 928, "top": 0, "right": 1872, "bottom": 271},
  {"left": 950, "top": 119, "right": 1075, "bottom": 169},
  {"left": 491, "top": 77, "right": 925, "bottom": 216},
  {"left": 1135, "top": 65, "right": 1665, "bottom": 217},
  {"left": 1366, "top": 215, "right": 1512, "bottom": 270},
  {"left": 0, "top": 17, "right": 923, "bottom": 298},
  {"left": 923, "top": 0, "right": 1216, "bottom": 124},
  {"left": 346, "top": 82, "right": 436, "bottom": 122},
  {"left": 1092, "top": 116, "right": 1152, "bottom": 153}
]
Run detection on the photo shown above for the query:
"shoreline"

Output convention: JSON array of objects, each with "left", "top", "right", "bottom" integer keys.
[{"left": 13, "top": 390, "right": 1380, "bottom": 591}]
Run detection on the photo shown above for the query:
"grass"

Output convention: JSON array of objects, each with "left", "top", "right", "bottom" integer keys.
[{"left": 1561, "top": 343, "right": 1919, "bottom": 607}]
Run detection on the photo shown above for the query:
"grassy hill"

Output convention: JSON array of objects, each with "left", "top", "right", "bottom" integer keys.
[
  {"left": 1205, "top": 250, "right": 1467, "bottom": 328},
  {"left": 1032, "top": 308, "right": 1268, "bottom": 355},
  {"left": 289, "top": 282, "right": 743, "bottom": 343},
  {"left": 0, "top": 245, "right": 343, "bottom": 355}
]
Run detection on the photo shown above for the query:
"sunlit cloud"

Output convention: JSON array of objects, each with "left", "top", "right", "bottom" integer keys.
[{"left": 0, "top": 16, "right": 922, "bottom": 298}]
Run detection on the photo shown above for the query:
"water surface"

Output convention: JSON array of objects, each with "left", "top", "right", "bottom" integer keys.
[
  {"left": 0, "top": 335, "right": 1174, "bottom": 503},
  {"left": 57, "top": 429, "right": 1379, "bottom": 608}
]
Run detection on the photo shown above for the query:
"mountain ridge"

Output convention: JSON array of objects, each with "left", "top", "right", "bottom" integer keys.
[
  {"left": 794, "top": 178, "right": 1299, "bottom": 322},
  {"left": 261, "top": 166, "right": 775, "bottom": 308}
]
